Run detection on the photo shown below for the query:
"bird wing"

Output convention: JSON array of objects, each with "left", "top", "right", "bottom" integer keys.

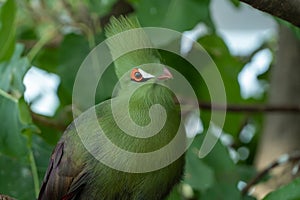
[
  {"left": 38, "top": 100, "right": 112, "bottom": 200},
  {"left": 38, "top": 135, "right": 88, "bottom": 200}
]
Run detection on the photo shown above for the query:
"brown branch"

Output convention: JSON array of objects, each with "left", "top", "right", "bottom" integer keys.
[
  {"left": 99, "top": 0, "right": 134, "bottom": 28},
  {"left": 198, "top": 102, "right": 300, "bottom": 113},
  {"left": 240, "top": 0, "right": 300, "bottom": 28},
  {"left": 30, "top": 102, "right": 300, "bottom": 132},
  {"left": 241, "top": 152, "right": 300, "bottom": 195},
  {"left": 19, "top": 37, "right": 62, "bottom": 50},
  {"left": 31, "top": 112, "right": 67, "bottom": 132},
  {"left": 0, "top": 194, "right": 15, "bottom": 200}
]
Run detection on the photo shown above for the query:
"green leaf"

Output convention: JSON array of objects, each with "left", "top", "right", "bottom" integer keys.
[
  {"left": 31, "top": 135, "right": 53, "bottom": 184},
  {"left": 192, "top": 135, "right": 236, "bottom": 173},
  {"left": 166, "top": 185, "right": 182, "bottom": 200},
  {"left": 242, "top": 195, "right": 257, "bottom": 200},
  {"left": 18, "top": 97, "right": 34, "bottom": 125},
  {"left": 263, "top": 178, "right": 300, "bottom": 200},
  {"left": 0, "top": 94, "right": 38, "bottom": 199},
  {"left": 198, "top": 34, "right": 244, "bottom": 102},
  {"left": 33, "top": 46, "right": 59, "bottom": 73},
  {"left": 95, "top": 64, "right": 118, "bottom": 104},
  {"left": 158, "top": 49, "right": 209, "bottom": 101},
  {"left": 86, "top": 0, "right": 118, "bottom": 16},
  {"left": 135, "top": 0, "right": 212, "bottom": 31},
  {"left": 229, "top": 0, "right": 240, "bottom": 7},
  {"left": 201, "top": 182, "right": 241, "bottom": 200},
  {"left": 237, "top": 165, "right": 257, "bottom": 183},
  {"left": 0, "top": 154, "right": 35, "bottom": 200},
  {"left": 57, "top": 33, "right": 117, "bottom": 109},
  {"left": 184, "top": 147, "right": 215, "bottom": 191},
  {"left": 0, "top": 89, "right": 28, "bottom": 157},
  {"left": 198, "top": 34, "right": 246, "bottom": 136},
  {"left": 0, "top": 0, "right": 16, "bottom": 61},
  {"left": 0, "top": 44, "right": 30, "bottom": 97},
  {"left": 56, "top": 34, "right": 90, "bottom": 106},
  {"left": 182, "top": 135, "right": 242, "bottom": 199},
  {"left": 32, "top": 114, "right": 62, "bottom": 145}
]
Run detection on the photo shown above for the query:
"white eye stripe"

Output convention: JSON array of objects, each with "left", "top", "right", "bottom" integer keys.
[{"left": 138, "top": 68, "right": 155, "bottom": 79}]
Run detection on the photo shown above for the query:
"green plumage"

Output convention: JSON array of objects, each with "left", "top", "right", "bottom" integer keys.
[
  {"left": 38, "top": 16, "right": 185, "bottom": 200},
  {"left": 105, "top": 16, "right": 161, "bottom": 81}
]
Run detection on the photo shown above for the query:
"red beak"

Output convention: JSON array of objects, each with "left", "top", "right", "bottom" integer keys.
[{"left": 157, "top": 67, "right": 173, "bottom": 80}]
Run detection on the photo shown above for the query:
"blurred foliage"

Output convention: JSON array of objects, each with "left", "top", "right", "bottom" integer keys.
[
  {"left": 262, "top": 178, "right": 300, "bottom": 200},
  {"left": 0, "top": 0, "right": 295, "bottom": 199}
]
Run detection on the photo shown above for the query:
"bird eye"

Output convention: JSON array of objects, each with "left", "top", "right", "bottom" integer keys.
[
  {"left": 131, "top": 68, "right": 143, "bottom": 82},
  {"left": 130, "top": 68, "right": 154, "bottom": 82},
  {"left": 134, "top": 71, "right": 142, "bottom": 79}
]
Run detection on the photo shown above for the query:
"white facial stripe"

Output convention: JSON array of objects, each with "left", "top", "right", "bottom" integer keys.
[{"left": 138, "top": 68, "right": 155, "bottom": 79}]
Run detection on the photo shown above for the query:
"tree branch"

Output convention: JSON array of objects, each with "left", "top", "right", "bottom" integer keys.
[
  {"left": 198, "top": 102, "right": 300, "bottom": 113},
  {"left": 99, "top": 0, "right": 134, "bottom": 28},
  {"left": 30, "top": 102, "right": 300, "bottom": 132},
  {"left": 31, "top": 112, "right": 67, "bottom": 132},
  {"left": 241, "top": 152, "right": 300, "bottom": 195},
  {"left": 240, "top": 0, "right": 300, "bottom": 28},
  {"left": 0, "top": 194, "right": 15, "bottom": 200}
]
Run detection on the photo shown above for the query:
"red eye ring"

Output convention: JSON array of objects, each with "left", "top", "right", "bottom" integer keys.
[{"left": 131, "top": 68, "right": 144, "bottom": 82}]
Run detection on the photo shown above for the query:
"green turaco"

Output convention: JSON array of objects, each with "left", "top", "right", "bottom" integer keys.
[{"left": 38, "top": 16, "right": 186, "bottom": 200}]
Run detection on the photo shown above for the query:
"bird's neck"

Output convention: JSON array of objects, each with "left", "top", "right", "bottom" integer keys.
[
  {"left": 118, "top": 83, "right": 175, "bottom": 107},
  {"left": 107, "top": 84, "right": 180, "bottom": 153}
]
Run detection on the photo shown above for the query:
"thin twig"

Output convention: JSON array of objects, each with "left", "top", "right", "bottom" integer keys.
[
  {"left": 240, "top": 0, "right": 300, "bottom": 28},
  {"left": 99, "top": 0, "right": 134, "bottom": 28},
  {"left": 0, "top": 194, "right": 15, "bottom": 200},
  {"left": 198, "top": 102, "right": 300, "bottom": 113},
  {"left": 28, "top": 147, "right": 39, "bottom": 198},
  {"left": 27, "top": 27, "right": 60, "bottom": 62},
  {"left": 31, "top": 112, "right": 67, "bottom": 132},
  {"left": 31, "top": 102, "right": 300, "bottom": 132},
  {"left": 241, "top": 152, "right": 300, "bottom": 195}
]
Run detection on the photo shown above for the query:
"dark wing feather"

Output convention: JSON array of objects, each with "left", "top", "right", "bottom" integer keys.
[{"left": 38, "top": 139, "right": 88, "bottom": 200}]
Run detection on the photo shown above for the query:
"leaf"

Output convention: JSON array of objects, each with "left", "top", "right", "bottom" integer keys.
[
  {"left": 31, "top": 135, "right": 54, "bottom": 183},
  {"left": 0, "top": 0, "right": 16, "bottom": 61},
  {"left": 134, "top": 0, "right": 212, "bottom": 31},
  {"left": 200, "top": 137, "right": 236, "bottom": 174},
  {"left": 0, "top": 44, "right": 30, "bottom": 98},
  {"left": 86, "top": 0, "right": 118, "bottom": 16},
  {"left": 0, "top": 104, "right": 46, "bottom": 200},
  {"left": 57, "top": 33, "right": 117, "bottom": 109},
  {"left": 181, "top": 134, "right": 243, "bottom": 198},
  {"left": 198, "top": 34, "right": 244, "bottom": 104},
  {"left": 198, "top": 34, "right": 246, "bottom": 136},
  {"left": 242, "top": 195, "right": 257, "bottom": 200},
  {"left": 263, "top": 178, "right": 300, "bottom": 200},
  {"left": 184, "top": 147, "right": 215, "bottom": 191},
  {"left": 56, "top": 34, "right": 90, "bottom": 106},
  {"left": 18, "top": 97, "right": 33, "bottom": 125},
  {"left": 95, "top": 64, "right": 118, "bottom": 104},
  {"left": 33, "top": 115, "right": 62, "bottom": 145},
  {"left": 229, "top": 0, "right": 240, "bottom": 7},
  {"left": 33, "top": 46, "right": 59, "bottom": 73},
  {"left": 166, "top": 185, "right": 182, "bottom": 200},
  {"left": 0, "top": 90, "right": 28, "bottom": 157},
  {"left": 0, "top": 154, "right": 35, "bottom": 200},
  {"left": 201, "top": 182, "right": 241, "bottom": 200}
]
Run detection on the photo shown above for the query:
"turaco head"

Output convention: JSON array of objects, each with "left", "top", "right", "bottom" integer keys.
[{"left": 105, "top": 16, "right": 173, "bottom": 96}]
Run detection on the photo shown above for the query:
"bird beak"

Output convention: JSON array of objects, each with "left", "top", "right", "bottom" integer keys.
[{"left": 157, "top": 67, "right": 173, "bottom": 80}]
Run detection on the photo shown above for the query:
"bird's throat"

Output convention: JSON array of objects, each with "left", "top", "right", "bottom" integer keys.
[{"left": 103, "top": 83, "right": 181, "bottom": 153}]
